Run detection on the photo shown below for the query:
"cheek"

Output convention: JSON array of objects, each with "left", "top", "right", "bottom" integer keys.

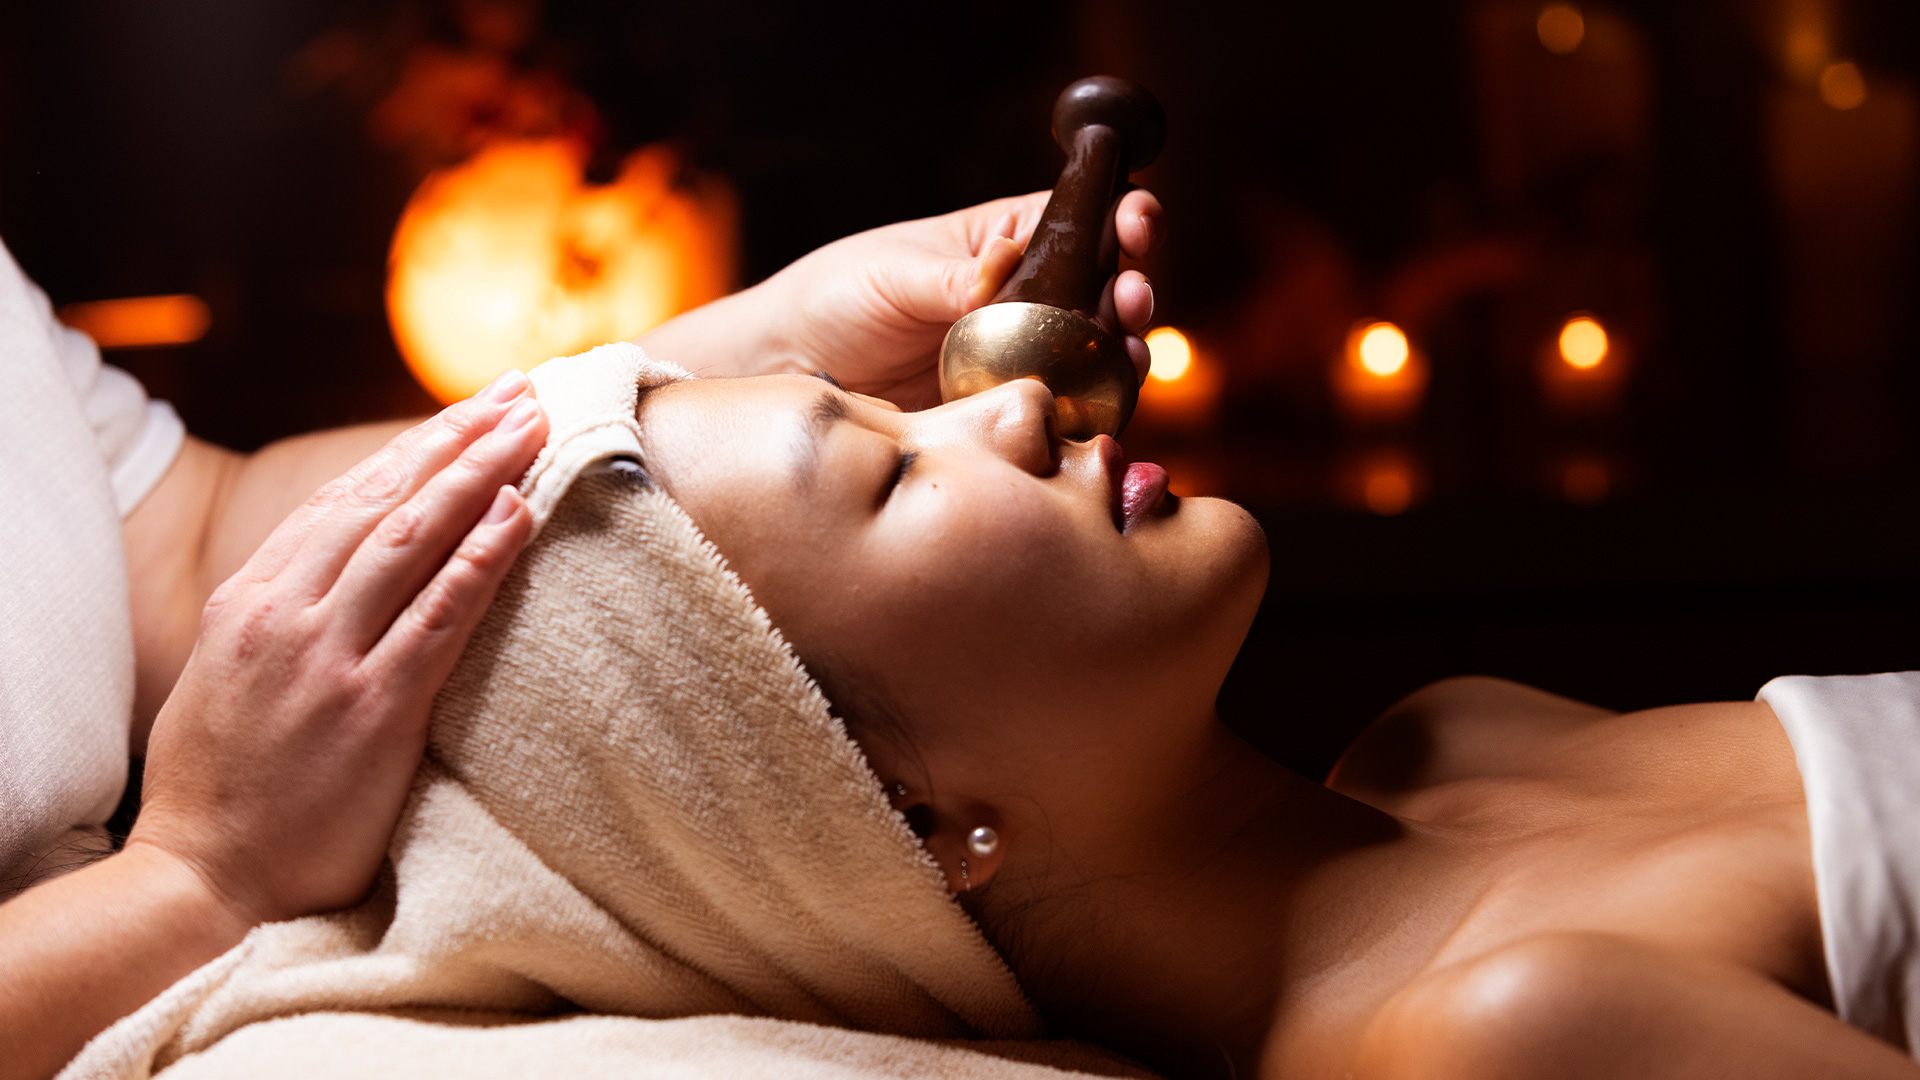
[
  {"left": 887, "top": 481, "right": 1118, "bottom": 616},
  {"left": 833, "top": 483, "right": 1153, "bottom": 703}
]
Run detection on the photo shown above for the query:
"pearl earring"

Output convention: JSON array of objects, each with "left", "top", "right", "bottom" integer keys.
[{"left": 966, "top": 826, "right": 1000, "bottom": 858}]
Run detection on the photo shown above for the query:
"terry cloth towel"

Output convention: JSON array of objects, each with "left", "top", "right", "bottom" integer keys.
[
  {"left": 65, "top": 343, "right": 1145, "bottom": 1080},
  {"left": 1761, "top": 672, "right": 1920, "bottom": 1056}
]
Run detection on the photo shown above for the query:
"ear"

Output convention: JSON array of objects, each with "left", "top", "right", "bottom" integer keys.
[{"left": 887, "top": 785, "right": 1006, "bottom": 895}]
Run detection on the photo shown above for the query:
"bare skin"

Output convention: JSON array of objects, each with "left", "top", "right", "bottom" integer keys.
[
  {"left": 637, "top": 374, "right": 1920, "bottom": 1080},
  {"left": 5, "top": 188, "right": 1166, "bottom": 1079}
]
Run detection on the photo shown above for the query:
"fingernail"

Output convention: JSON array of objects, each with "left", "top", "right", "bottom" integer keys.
[
  {"left": 481, "top": 486, "right": 518, "bottom": 525},
  {"left": 481, "top": 369, "right": 529, "bottom": 404},
  {"left": 499, "top": 397, "right": 541, "bottom": 433}
]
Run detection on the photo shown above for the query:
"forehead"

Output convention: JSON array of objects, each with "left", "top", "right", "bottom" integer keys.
[
  {"left": 639, "top": 374, "right": 823, "bottom": 433},
  {"left": 634, "top": 374, "right": 849, "bottom": 516}
]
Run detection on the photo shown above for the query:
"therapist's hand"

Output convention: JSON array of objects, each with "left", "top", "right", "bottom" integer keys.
[
  {"left": 127, "top": 370, "right": 547, "bottom": 926},
  {"left": 638, "top": 189, "right": 1165, "bottom": 410}
]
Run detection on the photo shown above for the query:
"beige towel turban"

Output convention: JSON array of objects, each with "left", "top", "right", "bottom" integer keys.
[{"left": 63, "top": 344, "right": 1116, "bottom": 1079}]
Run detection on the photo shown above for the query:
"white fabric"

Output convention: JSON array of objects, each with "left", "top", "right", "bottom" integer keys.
[
  {"left": 1760, "top": 671, "right": 1920, "bottom": 1054},
  {"left": 0, "top": 238, "right": 184, "bottom": 884}
]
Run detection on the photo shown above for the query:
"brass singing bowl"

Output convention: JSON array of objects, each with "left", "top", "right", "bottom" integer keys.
[{"left": 937, "top": 302, "right": 1139, "bottom": 441}]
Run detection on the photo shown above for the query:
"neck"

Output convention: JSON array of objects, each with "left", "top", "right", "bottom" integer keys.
[{"left": 979, "top": 720, "right": 1412, "bottom": 1077}]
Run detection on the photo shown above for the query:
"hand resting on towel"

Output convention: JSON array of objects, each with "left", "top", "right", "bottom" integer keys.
[
  {"left": 0, "top": 376, "right": 546, "bottom": 1080},
  {"left": 8, "top": 190, "right": 1157, "bottom": 1080}
]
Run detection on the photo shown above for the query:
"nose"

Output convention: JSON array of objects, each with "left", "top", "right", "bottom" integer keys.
[{"left": 919, "top": 378, "right": 1059, "bottom": 476}]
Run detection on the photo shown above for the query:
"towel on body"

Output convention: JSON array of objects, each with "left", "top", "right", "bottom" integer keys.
[
  {"left": 64, "top": 343, "right": 1145, "bottom": 1080},
  {"left": 1761, "top": 672, "right": 1920, "bottom": 1056}
]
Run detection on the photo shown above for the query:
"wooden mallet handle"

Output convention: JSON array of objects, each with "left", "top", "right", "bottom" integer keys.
[{"left": 993, "top": 76, "right": 1167, "bottom": 318}]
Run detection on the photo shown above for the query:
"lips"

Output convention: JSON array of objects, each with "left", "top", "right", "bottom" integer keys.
[
  {"left": 1092, "top": 434, "right": 1173, "bottom": 533},
  {"left": 1121, "top": 461, "right": 1171, "bottom": 530}
]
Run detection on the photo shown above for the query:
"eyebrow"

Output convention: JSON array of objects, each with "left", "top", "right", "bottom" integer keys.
[{"left": 790, "top": 388, "right": 851, "bottom": 487}]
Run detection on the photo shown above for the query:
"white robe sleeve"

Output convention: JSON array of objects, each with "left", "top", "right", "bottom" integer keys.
[
  {"left": 54, "top": 318, "right": 186, "bottom": 516},
  {"left": 0, "top": 239, "right": 167, "bottom": 882}
]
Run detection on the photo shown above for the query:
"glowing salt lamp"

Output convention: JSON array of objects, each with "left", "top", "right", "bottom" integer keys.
[
  {"left": 1332, "top": 320, "right": 1427, "bottom": 422},
  {"left": 1134, "top": 326, "right": 1224, "bottom": 429},
  {"left": 57, "top": 294, "right": 211, "bottom": 348},
  {"left": 388, "top": 138, "right": 736, "bottom": 403}
]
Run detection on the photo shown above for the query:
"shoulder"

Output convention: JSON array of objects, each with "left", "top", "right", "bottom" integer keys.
[
  {"left": 1348, "top": 933, "right": 1920, "bottom": 1080},
  {"left": 1328, "top": 676, "right": 1613, "bottom": 801}
]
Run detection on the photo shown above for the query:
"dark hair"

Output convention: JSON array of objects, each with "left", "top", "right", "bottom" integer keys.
[{"left": 0, "top": 825, "right": 114, "bottom": 901}]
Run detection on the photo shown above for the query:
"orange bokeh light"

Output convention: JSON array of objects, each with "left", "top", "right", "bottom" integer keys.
[
  {"left": 1561, "top": 454, "right": 1612, "bottom": 505},
  {"left": 1536, "top": 3, "right": 1586, "bottom": 55},
  {"left": 1819, "top": 61, "right": 1868, "bottom": 111},
  {"left": 1135, "top": 326, "right": 1223, "bottom": 429},
  {"left": 1145, "top": 326, "right": 1194, "bottom": 382},
  {"left": 1356, "top": 321, "right": 1410, "bottom": 377},
  {"left": 1339, "top": 449, "right": 1423, "bottom": 515},
  {"left": 1558, "top": 315, "right": 1609, "bottom": 369},
  {"left": 1333, "top": 320, "right": 1426, "bottom": 423},
  {"left": 57, "top": 294, "right": 211, "bottom": 349},
  {"left": 1364, "top": 465, "right": 1414, "bottom": 515},
  {"left": 388, "top": 138, "right": 736, "bottom": 403}
]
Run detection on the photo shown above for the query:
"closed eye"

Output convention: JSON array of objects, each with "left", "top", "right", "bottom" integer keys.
[{"left": 886, "top": 450, "right": 920, "bottom": 501}]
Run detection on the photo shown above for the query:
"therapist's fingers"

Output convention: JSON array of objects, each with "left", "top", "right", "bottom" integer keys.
[
  {"left": 957, "top": 190, "right": 1051, "bottom": 257},
  {"left": 255, "top": 372, "right": 532, "bottom": 600},
  {"left": 323, "top": 399, "right": 548, "bottom": 651},
  {"left": 362, "top": 484, "right": 533, "bottom": 705},
  {"left": 1115, "top": 189, "right": 1164, "bottom": 261},
  {"left": 1097, "top": 274, "right": 1155, "bottom": 386},
  {"left": 963, "top": 235, "right": 1026, "bottom": 312},
  {"left": 236, "top": 371, "right": 529, "bottom": 587},
  {"left": 1113, "top": 270, "right": 1154, "bottom": 335}
]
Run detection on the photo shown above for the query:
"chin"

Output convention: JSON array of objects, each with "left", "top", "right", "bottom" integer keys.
[
  {"left": 1192, "top": 495, "right": 1269, "bottom": 578},
  {"left": 1162, "top": 495, "right": 1269, "bottom": 652}
]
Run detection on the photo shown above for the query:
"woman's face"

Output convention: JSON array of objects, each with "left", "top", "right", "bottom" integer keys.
[{"left": 636, "top": 374, "right": 1268, "bottom": 796}]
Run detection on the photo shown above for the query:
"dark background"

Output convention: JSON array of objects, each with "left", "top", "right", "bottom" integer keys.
[{"left": 4, "top": 0, "right": 1916, "bottom": 779}]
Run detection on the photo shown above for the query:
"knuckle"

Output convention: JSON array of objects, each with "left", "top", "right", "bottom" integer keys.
[
  {"left": 330, "top": 662, "right": 379, "bottom": 710},
  {"left": 347, "top": 459, "right": 410, "bottom": 507},
  {"left": 372, "top": 501, "right": 426, "bottom": 551},
  {"left": 434, "top": 401, "right": 489, "bottom": 442},
  {"left": 202, "top": 577, "right": 247, "bottom": 616},
  {"left": 409, "top": 543, "right": 497, "bottom": 635},
  {"left": 941, "top": 260, "right": 972, "bottom": 305},
  {"left": 407, "top": 577, "right": 467, "bottom": 637},
  {"left": 308, "top": 475, "right": 353, "bottom": 508},
  {"left": 221, "top": 595, "right": 284, "bottom": 662}
]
